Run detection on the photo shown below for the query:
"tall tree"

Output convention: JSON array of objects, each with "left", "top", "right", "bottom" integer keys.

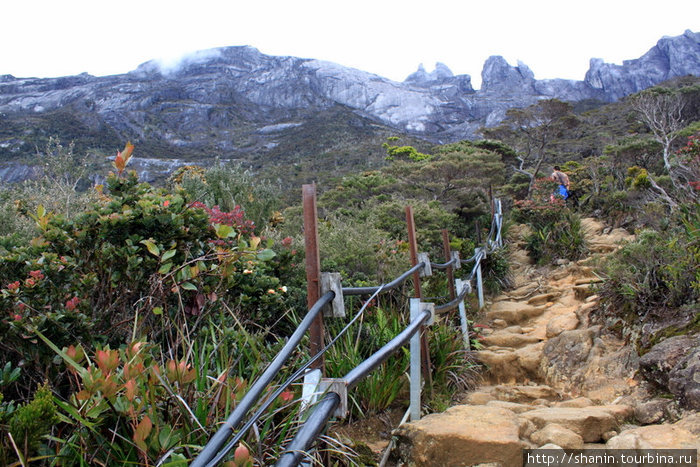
[
  {"left": 631, "top": 88, "right": 697, "bottom": 202},
  {"left": 482, "top": 99, "right": 578, "bottom": 197},
  {"left": 631, "top": 89, "right": 685, "bottom": 172},
  {"left": 385, "top": 142, "right": 505, "bottom": 221}
]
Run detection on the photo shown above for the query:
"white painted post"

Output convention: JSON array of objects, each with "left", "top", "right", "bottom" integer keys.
[
  {"left": 455, "top": 279, "right": 471, "bottom": 350},
  {"left": 300, "top": 369, "right": 322, "bottom": 412},
  {"left": 475, "top": 247, "right": 485, "bottom": 310},
  {"left": 495, "top": 199, "right": 503, "bottom": 247},
  {"left": 409, "top": 298, "right": 422, "bottom": 421}
]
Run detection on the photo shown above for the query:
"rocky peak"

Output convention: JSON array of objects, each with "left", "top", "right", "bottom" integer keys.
[
  {"left": 130, "top": 45, "right": 276, "bottom": 79},
  {"left": 481, "top": 56, "right": 536, "bottom": 93},
  {"left": 404, "top": 62, "right": 454, "bottom": 85},
  {"left": 584, "top": 29, "right": 700, "bottom": 100}
]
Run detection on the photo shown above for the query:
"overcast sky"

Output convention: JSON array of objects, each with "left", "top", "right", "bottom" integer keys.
[{"left": 2, "top": 0, "right": 698, "bottom": 89}]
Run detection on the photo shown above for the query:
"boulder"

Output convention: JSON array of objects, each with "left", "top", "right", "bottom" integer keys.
[
  {"left": 639, "top": 334, "right": 700, "bottom": 409},
  {"left": 530, "top": 423, "right": 584, "bottom": 449},
  {"left": 521, "top": 407, "right": 618, "bottom": 442},
  {"left": 391, "top": 405, "right": 523, "bottom": 467},
  {"left": 634, "top": 399, "right": 671, "bottom": 425},
  {"left": 606, "top": 424, "right": 700, "bottom": 451}
]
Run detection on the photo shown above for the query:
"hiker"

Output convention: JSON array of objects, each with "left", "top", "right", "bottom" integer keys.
[{"left": 550, "top": 165, "right": 570, "bottom": 201}]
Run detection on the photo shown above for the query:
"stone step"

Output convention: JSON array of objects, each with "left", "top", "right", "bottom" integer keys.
[
  {"left": 607, "top": 422, "right": 700, "bottom": 450},
  {"left": 520, "top": 406, "right": 628, "bottom": 443},
  {"left": 527, "top": 292, "right": 561, "bottom": 306},
  {"left": 476, "top": 349, "right": 523, "bottom": 384},
  {"left": 480, "top": 331, "right": 543, "bottom": 348},
  {"left": 392, "top": 405, "right": 524, "bottom": 467},
  {"left": 491, "top": 385, "right": 563, "bottom": 404},
  {"left": 502, "top": 283, "right": 541, "bottom": 300},
  {"left": 485, "top": 301, "right": 547, "bottom": 325},
  {"left": 391, "top": 402, "right": 638, "bottom": 466}
]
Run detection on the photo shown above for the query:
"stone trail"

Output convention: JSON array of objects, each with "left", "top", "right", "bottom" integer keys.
[{"left": 391, "top": 218, "right": 700, "bottom": 466}]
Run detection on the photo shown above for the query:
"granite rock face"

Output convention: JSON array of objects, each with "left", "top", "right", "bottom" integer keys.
[
  {"left": 639, "top": 334, "right": 700, "bottom": 410},
  {"left": 584, "top": 29, "right": 700, "bottom": 100},
  {"left": 0, "top": 31, "right": 698, "bottom": 166}
]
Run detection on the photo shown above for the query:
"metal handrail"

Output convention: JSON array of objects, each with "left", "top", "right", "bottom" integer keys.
[
  {"left": 274, "top": 308, "right": 432, "bottom": 467},
  {"left": 460, "top": 252, "right": 478, "bottom": 264},
  {"left": 201, "top": 285, "right": 385, "bottom": 466},
  {"left": 273, "top": 199, "right": 505, "bottom": 465},
  {"left": 434, "top": 279, "right": 471, "bottom": 313},
  {"left": 341, "top": 262, "right": 424, "bottom": 296},
  {"left": 273, "top": 392, "right": 341, "bottom": 467},
  {"left": 191, "top": 291, "right": 335, "bottom": 467},
  {"left": 429, "top": 257, "right": 457, "bottom": 269},
  {"left": 197, "top": 196, "right": 505, "bottom": 466}
]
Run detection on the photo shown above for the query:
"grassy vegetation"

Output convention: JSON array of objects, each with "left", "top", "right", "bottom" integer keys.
[{"left": 0, "top": 138, "right": 501, "bottom": 465}]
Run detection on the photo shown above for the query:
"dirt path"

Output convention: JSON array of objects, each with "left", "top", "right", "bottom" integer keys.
[{"left": 388, "top": 218, "right": 700, "bottom": 466}]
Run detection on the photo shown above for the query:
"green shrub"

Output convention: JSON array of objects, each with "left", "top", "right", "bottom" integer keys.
[
  {"left": 600, "top": 230, "right": 697, "bottom": 312},
  {"left": 172, "top": 162, "right": 281, "bottom": 231},
  {"left": 596, "top": 204, "right": 699, "bottom": 349},
  {"left": 513, "top": 178, "right": 588, "bottom": 264},
  {"left": 7, "top": 382, "right": 58, "bottom": 461},
  {"left": 481, "top": 246, "right": 512, "bottom": 295},
  {"left": 0, "top": 163, "right": 297, "bottom": 399}
]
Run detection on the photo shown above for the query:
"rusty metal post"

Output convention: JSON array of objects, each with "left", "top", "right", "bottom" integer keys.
[
  {"left": 405, "top": 206, "right": 422, "bottom": 299},
  {"left": 442, "top": 229, "right": 456, "bottom": 301},
  {"left": 405, "top": 206, "right": 433, "bottom": 395},
  {"left": 303, "top": 184, "right": 324, "bottom": 373}
]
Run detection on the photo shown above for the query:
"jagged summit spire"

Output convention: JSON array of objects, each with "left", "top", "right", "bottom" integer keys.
[{"left": 405, "top": 62, "right": 455, "bottom": 84}]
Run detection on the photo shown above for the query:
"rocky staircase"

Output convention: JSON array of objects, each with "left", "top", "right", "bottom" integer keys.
[{"left": 390, "top": 219, "right": 700, "bottom": 466}]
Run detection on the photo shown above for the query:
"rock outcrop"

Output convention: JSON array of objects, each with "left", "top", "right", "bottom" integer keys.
[
  {"left": 640, "top": 335, "right": 700, "bottom": 410},
  {"left": 585, "top": 29, "right": 700, "bottom": 100}
]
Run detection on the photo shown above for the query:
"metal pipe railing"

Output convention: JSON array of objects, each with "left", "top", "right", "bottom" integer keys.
[
  {"left": 201, "top": 286, "right": 384, "bottom": 466},
  {"left": 191, "top": 291, "right": 335, "bottom": 467},
  {"left": 344, "top": 309, "right": 430, "bottom": 388},
  {"left": 434, "top": 279, "right": 471, "bottom": 313},
  {"left": 341, "top": 262, "right": 424, "bottom": 296},
  {"left": 429, "top": 257, "right": 457, "bottom": 270},
  {"left": 196, "top": 196, "right": 505, "bottom": 466},
  {"left": 274, "top": 392, "right": 341, "bottom": 467},
  {"left": 274, "top": 309, "right": 431, "bottom": 467}
]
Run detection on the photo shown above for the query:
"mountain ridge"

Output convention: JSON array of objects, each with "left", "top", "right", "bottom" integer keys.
[{"left": 0, "top": 30, "right": 698, "bottom": 181}]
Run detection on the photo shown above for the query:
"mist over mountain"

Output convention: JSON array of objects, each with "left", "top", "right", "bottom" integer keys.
[{"left": 0, "top": 29, "right": 698, "bottom": 182}]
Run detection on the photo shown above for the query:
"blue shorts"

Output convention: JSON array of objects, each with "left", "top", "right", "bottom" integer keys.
[{"left": 557, "top": 184, "right": 569, "bottom": 199}]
